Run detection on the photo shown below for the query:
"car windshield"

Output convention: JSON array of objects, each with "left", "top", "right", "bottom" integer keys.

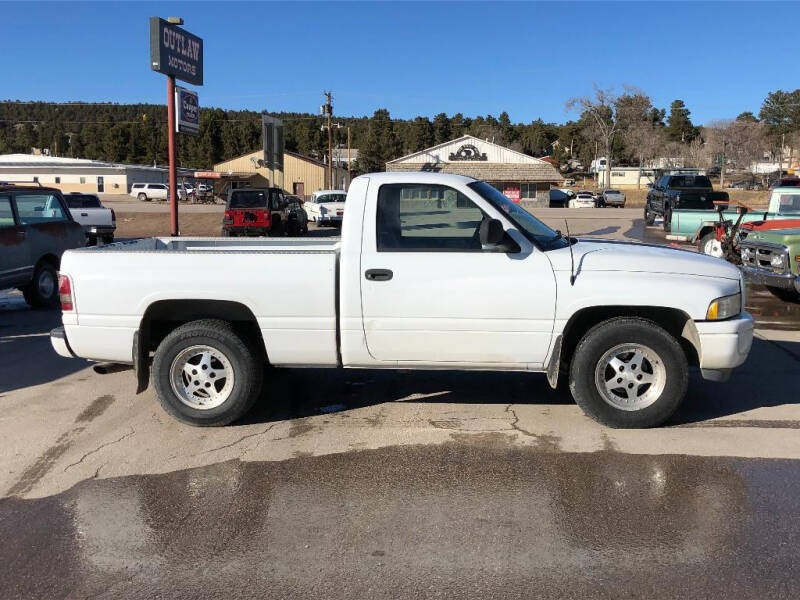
[
  {"left": 65, "top": 195, "right": 101, "bottom": 208},
  {"left": 669, "top": 175, "right": 711, "bottom": 188},
  {"left": 468, "top": 181, "right": 569, "bottom": 250},
  {"left": 229, "top": 190, "right": 267, "bottom": 209},
  {"left": 317, "top": 193, "right": 346, "bottom": 203}
]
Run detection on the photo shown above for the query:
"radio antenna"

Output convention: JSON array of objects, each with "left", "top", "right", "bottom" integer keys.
[{"left": 565, "top": 219, "right": 576, "bottom": 285}]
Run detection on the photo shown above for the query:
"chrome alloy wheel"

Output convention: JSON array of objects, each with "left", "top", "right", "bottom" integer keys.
[
  {"left": 594, "top": 343, "right": 666, "bottom": 411},
  {"left": 169, "top": 345, "right": 235, "bottom": 410}
]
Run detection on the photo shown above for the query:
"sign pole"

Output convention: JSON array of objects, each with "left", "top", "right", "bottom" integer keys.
[{"left": 167, "top": 75, "right": 178, "bottom": 236}]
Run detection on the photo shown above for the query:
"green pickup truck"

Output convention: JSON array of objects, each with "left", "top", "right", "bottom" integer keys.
[
  {"left": 665, "top": 186, "right": 800, "bottom": 254},
  {"left": 740, "top": 222, "right": 800, "bottom": 302}
]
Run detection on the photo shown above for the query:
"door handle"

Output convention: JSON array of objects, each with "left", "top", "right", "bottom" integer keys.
[
  {"left": 81, "top": 212, "right": 88, "bottom": 217},
  {"left": 365, "top": 269, "right": 393, "bottom": 282},
  {"left": 16, "top": 230, "right": 25, "bottom": 237}
]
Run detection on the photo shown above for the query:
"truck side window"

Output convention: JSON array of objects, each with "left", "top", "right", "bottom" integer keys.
[
  {"left": 0, "top": 196, "right": 14, "bottom": 228},
  {"left": 15, "top": 194, "right": 68, "bottom": 224},
  {"left": 376, "top": 183, "right": 486, "bottom": 251}
]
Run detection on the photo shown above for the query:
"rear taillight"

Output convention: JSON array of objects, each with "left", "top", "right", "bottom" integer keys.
[
  {"left": 110, "top": 208, "right": 116, "bottom": 223},
  {"left": 223, "top": 210, "right": 233, "bottom": 225},
  {"left": 58, "top": 274, "right": 74, "bottom": 312}
]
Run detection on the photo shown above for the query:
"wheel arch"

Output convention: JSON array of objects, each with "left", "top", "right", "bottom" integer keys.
[
  {"left": 135, "top": 299, "right": 267, "bottom": 393},
  {"left": 559, "top": 305, "right": 700, "bottom": 371}
]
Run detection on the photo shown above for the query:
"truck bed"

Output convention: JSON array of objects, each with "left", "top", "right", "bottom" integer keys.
[{"left": 59, "top": 236, "right": 340, "bottom": 366}]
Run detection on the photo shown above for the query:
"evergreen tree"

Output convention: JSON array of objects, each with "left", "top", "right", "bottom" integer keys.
[{"left": 665, "top": 100, "right": 698, "bottom": 142}]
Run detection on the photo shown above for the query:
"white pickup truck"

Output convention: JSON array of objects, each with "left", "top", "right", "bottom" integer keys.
[
  {"left": 63, "top": 193, "right": 116, "bottom": 244},
  {"left": 51, "top": 172, "right": 754, "bottom": 428}
]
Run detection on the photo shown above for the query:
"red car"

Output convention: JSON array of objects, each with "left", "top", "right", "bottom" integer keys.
[{"left": 222, "top": 187, "right": 289, "bottom": 237}]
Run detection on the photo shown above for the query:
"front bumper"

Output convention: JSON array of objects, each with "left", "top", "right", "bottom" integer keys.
[
  {"left": 50, "top": 326, "right": 76, "bottom": 358},
  {"left": 695, "top": 312, "right": 754, "bottom": 381},
  {"left": 318, "top": 214, "right": 343, "bottom": 223},
  {"left": 742, "top": 266, "right": 800, "bottom": 292}
]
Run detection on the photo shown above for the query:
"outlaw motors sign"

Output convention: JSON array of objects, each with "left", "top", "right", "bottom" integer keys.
[{"left": 150, "top": 17, "right": 204, "bottom": 86}]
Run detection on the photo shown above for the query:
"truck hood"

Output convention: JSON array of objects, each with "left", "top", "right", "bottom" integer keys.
[
  {"left": 547, "top": 238, "right": 741, "bottom": 280},
  {"left": 747, "top": 228, "right": 800, "bottom": 245}
]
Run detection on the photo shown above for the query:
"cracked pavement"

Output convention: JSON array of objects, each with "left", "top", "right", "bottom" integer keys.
[{"left": 2, "top": 209, "right": 800, "bottom": 598}]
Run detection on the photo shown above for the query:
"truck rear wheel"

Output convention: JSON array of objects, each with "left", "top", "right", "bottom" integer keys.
[
  {"left": 663, "top": 207, "right": 672, "bottom": 232},
  {"left": 152, "top": 319, "right": 263, "bottom": 426},
  {"left": 698, "top": 232, "right": 724, "bottom": 258},
  {"left": 569, "top": 317, "right": 688, "bottom": 428},
  {"left": 644, "top": 206, "right": 655, "bottom": 226},
  {"left": 22, "top": 261, "right": 58, "bottom": 308}
]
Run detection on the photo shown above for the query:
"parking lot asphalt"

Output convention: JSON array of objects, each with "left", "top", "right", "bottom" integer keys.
[{"left": 2, "top": 208, "right": 800, "bottom": 599}]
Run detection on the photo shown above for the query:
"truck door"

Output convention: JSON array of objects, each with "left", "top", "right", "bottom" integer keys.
[
  {"left": 359, "top": 181, "right": 557, "bottom": 366},
  {"left": 0, "top": 194, "right": 31, "bottom": 288}
]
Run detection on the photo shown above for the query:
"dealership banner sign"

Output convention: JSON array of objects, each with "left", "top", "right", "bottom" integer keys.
[
  {"left": 175, "top": 87, "right": 200, "bottom": 135},
  {"left": 150, "top": 17, "right": 203, "bottom": 86}
]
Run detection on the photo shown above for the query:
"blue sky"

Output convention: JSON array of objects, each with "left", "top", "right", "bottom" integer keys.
[{"left": 1, "top": 1, "right": 794, "bottom": 124}]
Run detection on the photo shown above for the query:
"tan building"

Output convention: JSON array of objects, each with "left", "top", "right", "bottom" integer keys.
[
  {"left": 213, "top": 150, "right": 346, "bottom": 200},
  {"left": 386, "top": 135, "right": 562, "bottom": 204},
  {"left": 0, "top": 153, "right": 187, "bottom": 195}
]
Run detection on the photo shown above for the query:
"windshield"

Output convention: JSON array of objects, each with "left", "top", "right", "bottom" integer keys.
[
  {"left": 468, "top": 181, "right": 569, "bottom": 249},
  {"left": 65, "top": 195, "right": 101, "bottom": 208},
  {"left": 317, "top": 193, "right": 346, "bottom": 203},
  {"left": 229, "top": 190, "right": 267, "bottom": 209}
]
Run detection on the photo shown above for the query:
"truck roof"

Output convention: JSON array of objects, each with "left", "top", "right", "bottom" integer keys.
[{"left": 355, "top": 172, "right": 478, "bottom": 186}]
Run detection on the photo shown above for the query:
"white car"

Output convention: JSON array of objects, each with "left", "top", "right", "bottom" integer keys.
[
  {"left": 52, "top": 172, "right": 753, "bottom": 429},
  {"left": 306, "top": 189, "right": 346, "bottom": 225},
  {"left": 570, "top": 191, "right": 596, "bottom": 208},
  {"left": 130, "top": 183, "right": 189, "bottom": 202}
]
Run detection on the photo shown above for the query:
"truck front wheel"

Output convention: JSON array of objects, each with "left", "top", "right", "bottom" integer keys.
[
  {"left": 569, "top": 317, "right": 688, "bottom": 428},
  {"left": 766, "top": 286, "right": 800, "bottom": 303},
  {"left": 152, "top": 319, "right": 263, "bottom": 426},
  {"left": 644, "top": 206, "right": 655, "bottom": 226}
]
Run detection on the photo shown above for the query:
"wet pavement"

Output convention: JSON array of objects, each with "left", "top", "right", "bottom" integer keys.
[
  {"left": 2, "top": 208, "right": 800, "bottom": 599},
  {"left": 1, "top": 445, "right": 799, "bottom": 599}
]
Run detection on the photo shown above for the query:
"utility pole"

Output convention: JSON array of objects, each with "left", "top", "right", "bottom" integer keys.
[
  {"left": 720, "top": 136, "right": 726, "bottom": 189},
  {"left": 322, "top": 91, "right": 333, "bottom": 188}
]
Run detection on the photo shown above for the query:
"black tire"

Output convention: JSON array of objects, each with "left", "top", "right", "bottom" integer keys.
[
  {"left": 152, "top": 319, "right": 264, "bottom": 426},
  {"left": 22, "top": 261, "right": 59, "bottom": 308},
  {"left": 644, "top": 206, "right": 655, "bottom": 226},
  {"left": 663, "top": 206, "right": 672, "bottom": 232},
  {"left": 568, "top": 317, "right": 688, "bottom": 428},
  {"left": 137, "top": 193, "right": 148, "bottom": 202},
  {"left": 766, "top": 286, "right": 800, "bottom": 303},
  {"left": 102, "top": 235, "right": 114, "bottom": 244}
]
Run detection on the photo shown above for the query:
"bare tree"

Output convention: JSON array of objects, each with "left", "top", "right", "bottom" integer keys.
[
  {"left": 704, "top": 119, "right": 770, "bottom": 183},
  {"left": 567, "top": 87, "right": 620, "bottom": 188}
]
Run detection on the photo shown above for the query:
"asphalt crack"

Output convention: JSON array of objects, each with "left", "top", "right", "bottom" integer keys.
[
  {"left": 202, "top": 423, "right": 276, "bottom": 455},
  {"left": 63, "top": 427, "right": 135, "bottom": 473}
]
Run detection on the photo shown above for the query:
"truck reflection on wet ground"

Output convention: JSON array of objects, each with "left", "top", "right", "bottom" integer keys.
[{"left": 1, "top": 445, "right": 797, "bottom": 599}]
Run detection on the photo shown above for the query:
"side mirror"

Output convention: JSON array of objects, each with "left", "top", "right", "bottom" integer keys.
[
  {"left": 480, "top": 218, "right": 505, "bottom": 247},
  {"left": 716, "top": 203, "right": 725, "bottom": 213}
]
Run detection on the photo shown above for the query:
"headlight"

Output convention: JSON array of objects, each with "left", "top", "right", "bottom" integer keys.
[
  {"left": 770, "top": 254, "right": 787, "bottom": 270},
  {"left": 740, "top": 247, "right": 752, "bottom": 262},
  {"left": 706, "top": 293, "right": 742, "bottom": 320}
]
